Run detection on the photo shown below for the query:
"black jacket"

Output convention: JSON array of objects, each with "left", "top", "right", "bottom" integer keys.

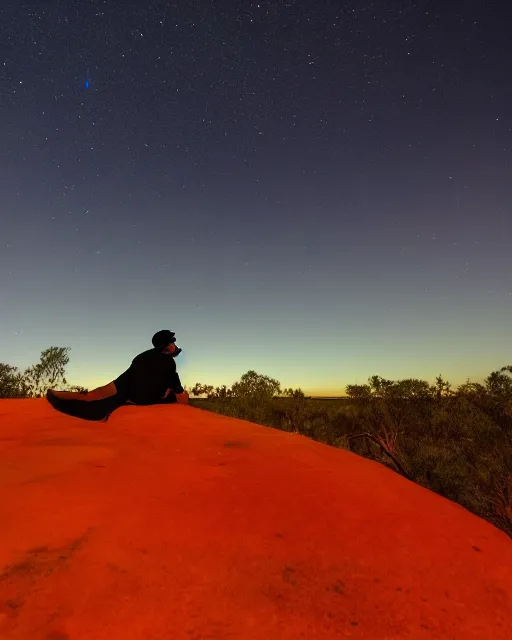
[{"left": 126, "top": 348, "right": 183, "bottom": 405}]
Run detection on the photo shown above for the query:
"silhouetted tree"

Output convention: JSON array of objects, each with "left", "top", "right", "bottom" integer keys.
[
  {"left": 214, "top": 385, "right": 232, "bottom": 400},
  {"left": 283, "top": 387, "right": 305, "bottom": 399},
  {"left": 190, "top": 383, "right": 205, "bottom": 397},
  {"left": 24, "top": 347, "right": 70, "bottom": 398},
  {"left": 434, "top": 374, "right": 452, "bottom": 399},
  {"left": 0, "top": 363, "right": 29, "bottom": 398},
  {"left": 67, "top": 385, "right": 89, "bottom": 393}
]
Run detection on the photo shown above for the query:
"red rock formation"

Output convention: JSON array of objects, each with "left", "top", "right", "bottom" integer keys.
[{"left": 0, "top": 399, "right": 511, "bottom": 639}]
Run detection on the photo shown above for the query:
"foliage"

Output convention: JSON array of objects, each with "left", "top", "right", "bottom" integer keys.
[
  {"left": 23, "top": 347, "right": 70, "bottom": 397},
  {"left": 192, "top": 366, "right": 512, "bottom": 537},
  {"left": 230, "top": 370, "right": 281, "bottom": 401},
  {"left": 0, "top": 346, "right": 83, "bottom": 399},
  {"left": 227, "top": 371, "right": 280, "bottom": 423},
  {"left": 0, "top": 363, "right": 30, "bottom": 398},
  {"left": 190, "top": 382, "right": 232, "bottom": 400},
  {"left": 67, "top": 385, "right": 89, "bottom": 394}
]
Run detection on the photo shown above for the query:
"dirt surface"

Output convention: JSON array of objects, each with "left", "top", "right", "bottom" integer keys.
[{"left": 0, "top": 399, "right": 511, "bottom": 639}]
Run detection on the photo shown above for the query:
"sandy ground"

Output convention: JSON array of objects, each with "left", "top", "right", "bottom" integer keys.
[{"left": 0, "top": 399, "right": 511, "bottom": 639}]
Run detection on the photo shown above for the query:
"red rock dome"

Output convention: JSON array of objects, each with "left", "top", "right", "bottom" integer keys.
[{"left": 1, "top": 399, "right": 511, "bottom": 639}]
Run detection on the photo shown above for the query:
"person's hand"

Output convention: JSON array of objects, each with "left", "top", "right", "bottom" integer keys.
[{"left": 175, "top": 391, "right": 189, "bottom": 404}]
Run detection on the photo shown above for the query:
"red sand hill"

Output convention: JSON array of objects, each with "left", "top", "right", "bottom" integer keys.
[{"left": 0, "top": 399, "right": 511, "bottom": 639}]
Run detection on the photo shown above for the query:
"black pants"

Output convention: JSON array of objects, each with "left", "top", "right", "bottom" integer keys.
[{"left": 46, "top": 370, "right": 176, "bottom": 422}]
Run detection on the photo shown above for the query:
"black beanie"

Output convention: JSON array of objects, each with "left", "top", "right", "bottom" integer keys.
[{"left": 152, "top": 330, "right": 176, "bottom": 350}]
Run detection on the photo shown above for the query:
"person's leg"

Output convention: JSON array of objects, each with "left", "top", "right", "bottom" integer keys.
[
  {"left": 46, "top": 369, "right": 131, "bottom": 421},
  {"left": 46, "top": 390, "right": 123, "bottom": 421},
  {"left": 49, "top": 382, "right": 117, "bottom": 402}
]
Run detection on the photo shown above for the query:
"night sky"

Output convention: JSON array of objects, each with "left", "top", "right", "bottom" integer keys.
[{"left": 1, "top": 1, "right": 510, "bottom": 395}]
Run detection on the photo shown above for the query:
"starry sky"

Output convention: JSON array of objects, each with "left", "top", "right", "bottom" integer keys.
[{"left": 1, "top": 1, "right": 510, "bottom": 395}]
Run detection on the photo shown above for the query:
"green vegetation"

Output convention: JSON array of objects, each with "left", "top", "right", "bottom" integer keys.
[
  {"left": 0, "top": 347, "right": 85, "bottom": 399},
  {"left": 2, "top": 350, "right": 511, "bottom": 537},
  {"left": 191, "top": 369, "right": 512, "bottom": 537}
]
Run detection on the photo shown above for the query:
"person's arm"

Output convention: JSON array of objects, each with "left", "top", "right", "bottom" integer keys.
[
  {"left": 167, "top": 362, "right": 183, "bottom": 393},
  {"left": 169, "top": 368, "right": 184, "bottom": 394},
  {"left": 170, "top": 369, "right": 189, "bottom": 403}
]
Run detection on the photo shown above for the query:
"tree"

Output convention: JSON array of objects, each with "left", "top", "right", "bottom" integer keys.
[
  {"left": 214, "top": 385, "right": 232, "bottom": 400},
  {"left": 190, "top": 383, "right": 219, "bottom": 399},
  {"left": 486, "top": 366, "right": 512, "bottom": 397},
  {"left": 24, "top": 347, "right": 70, "bottom": 398},
  {"left": 225, "top": 371, "right": 281, "bottom": 423},
  {"left": 190, "top": 383, "right": 205, "bottom": 397},
  {"left": 203, "top": 385, "right": 216, "bottom": 399},
  {"left": 367, "top": 375, "right": 395, "bottom": 398},
  {"left": 0, "top": 363, "right": 29, "bottom": 398},
  {"left": 345, "top": 383, "right": 372, "bottom": 400},
  {"left": 67, "top": 385, "right": 89, "bottom": 393},
  {"left": 457, "top": 367, "right": 512, "bottom": 433},
  {"left": 457, "top": 380, "right": 486, "bottom": 396},
  {"left": 434, "top": 374, "right": 452, "bottom": 399},
  {"left": 345, "top": 375, "right": 432, "bottom": 479},
  {"left": 283, "top": 387, "right": 305, "bottom": 399},
  {"left": 231, "top": 371, "right": 281, "bottom": 403}
]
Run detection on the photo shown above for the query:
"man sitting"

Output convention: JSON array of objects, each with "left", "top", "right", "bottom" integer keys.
[{"left": 46, "top": 330, "right": 189, "bottom": 421}]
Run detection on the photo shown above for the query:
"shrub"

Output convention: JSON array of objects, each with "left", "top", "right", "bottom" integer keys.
[{"left": 192, "top": 367, "right": 512, "bottom": 537}]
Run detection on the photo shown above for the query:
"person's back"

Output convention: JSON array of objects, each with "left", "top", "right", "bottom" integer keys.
[{"left": 127, "top": 348, "right": 183, "bottom": 405}]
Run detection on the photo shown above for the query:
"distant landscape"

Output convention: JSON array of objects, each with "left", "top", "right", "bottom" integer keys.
[{"left": 1, "top": 347, "right": 511, "bottom": 538}]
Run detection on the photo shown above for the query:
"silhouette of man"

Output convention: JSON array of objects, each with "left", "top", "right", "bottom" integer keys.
[{"left": 46, "top": 330, "right": 189, "bottom": 421}]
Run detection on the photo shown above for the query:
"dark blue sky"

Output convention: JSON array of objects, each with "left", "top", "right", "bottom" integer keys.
[{"left": 1, "top": 0, "right": 510, "bottom": 394}]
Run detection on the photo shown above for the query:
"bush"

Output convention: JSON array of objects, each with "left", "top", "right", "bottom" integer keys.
[
  {"left": 0, "top": 346, "right": 82, "bottom": 399},
  {"left": 191, "top": 367, "right": 512, "bottom": 537},
  {"left": 0, "top": 364, "right": 29, "bottom": 398}
]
